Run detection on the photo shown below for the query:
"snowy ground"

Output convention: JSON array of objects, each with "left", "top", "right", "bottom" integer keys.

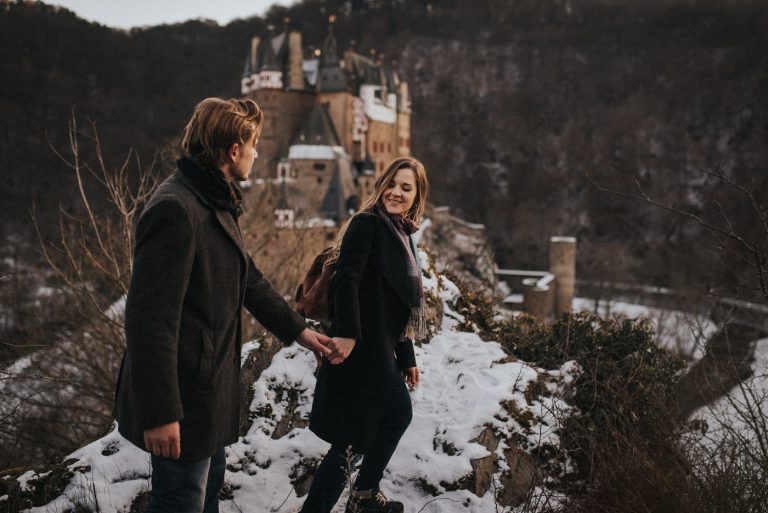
[
  {"left": 573, "top": 298, "right": 718, "bottom": 366},
  {"left": 10, "top": 253, "right": 728, "bottom": 513},
  {"left": 692, "top": 336, "right": 768, "bottom": 447},
  {"left": 14, "top": 254, "right": 576, "bottom": 513}
]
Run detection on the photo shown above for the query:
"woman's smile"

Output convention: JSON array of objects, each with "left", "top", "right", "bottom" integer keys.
[{"left": 383, "top": 168, "right": 417, "bottom": 216}]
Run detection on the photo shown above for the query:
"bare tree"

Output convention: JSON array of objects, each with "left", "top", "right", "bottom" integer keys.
[
  {"left": 587, "top": 164, "right": 768, "bottom": 512},
  {"left": 586, "top": 166, "right": 768, "bottom": 304},
  {"left": 0, "top": 113, "right": 159, "bottom": 467}
]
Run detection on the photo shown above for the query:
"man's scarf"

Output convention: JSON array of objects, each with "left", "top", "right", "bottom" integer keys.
[{"left": 177, "top": 156, "right": 244, "bottom": 218}]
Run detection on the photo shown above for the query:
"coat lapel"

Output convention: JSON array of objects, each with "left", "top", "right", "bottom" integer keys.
[
  {"left": 374, "top": 218, "right": 415, "bottom": 309},
  {"left": 176, "top": 171, "right": 248, "bottom": 269},
  {"left": 213, "top": 209, "right": 248, "bottom": 263}
]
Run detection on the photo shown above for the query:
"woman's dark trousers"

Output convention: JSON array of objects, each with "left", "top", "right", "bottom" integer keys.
[{"left": 300, "top": 377, "right": 413, "bottom": 513}]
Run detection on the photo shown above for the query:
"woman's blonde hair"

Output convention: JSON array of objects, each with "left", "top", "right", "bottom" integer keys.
[
  {"left": 181, "top": 97, "right": 263, "bottom": 168},
  {"left": 326, "top": 156, "right": 428, "bottom": 267}
]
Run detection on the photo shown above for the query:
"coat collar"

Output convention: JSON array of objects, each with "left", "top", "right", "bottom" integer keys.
[{"left": 176, "top": 170, "right": 248, "bottom": 264}]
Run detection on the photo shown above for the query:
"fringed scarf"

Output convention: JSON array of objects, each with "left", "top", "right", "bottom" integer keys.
[
  {"left": 375, "top": 205, "right": 428, "bottom": 341},
  {"left": 177, "top": 156, "right": 244, "bottom": 219}
]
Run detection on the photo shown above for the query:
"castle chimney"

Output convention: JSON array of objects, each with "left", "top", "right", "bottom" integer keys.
[{"left": 549, "top": 237, "right": 577, "bottom": 314}]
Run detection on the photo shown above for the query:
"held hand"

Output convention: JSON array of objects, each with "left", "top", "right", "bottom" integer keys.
[
  {"left": 403, "top": 367, "right": 420, "bottom": 390},
  {"left": 296, "top": 328, "right": 333, "bottom": 366},
  {"left": 143, "top": 421, "right": 181, "bottom": 460},
  {"left": 327, "top": 337, "right": 356, "bottom": 365}
]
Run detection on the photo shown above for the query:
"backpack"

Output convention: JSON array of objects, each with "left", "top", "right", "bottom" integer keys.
[{"left": 295, "top": 247, "right": 335, "bottom": 323}]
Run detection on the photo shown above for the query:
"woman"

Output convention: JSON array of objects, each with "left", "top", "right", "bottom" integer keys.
[{"left": 300, "top": 157, "right": 429, "bottom": 513}]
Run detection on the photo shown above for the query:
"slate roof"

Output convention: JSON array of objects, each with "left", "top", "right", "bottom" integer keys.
[
  {"left": 242, "top": 30, "right": 290, "bottom": 75},
  {"left": 292, "top": 103, "right": 342, "bottom": 147},
  {"left": 318, "top": 166, "right": 346, "bottom": 222}
]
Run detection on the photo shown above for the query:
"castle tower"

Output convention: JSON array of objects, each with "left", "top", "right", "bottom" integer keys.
[
  {"left": 238, "top": 19, "right": 411, "bottom": 208},
  {"left": 241, "top": 26, "right": 315, "bottom": 180},
  {"left": 274, "top": 178, "right": 295, "bottom": 229},
  {"left": 549, "top": 237, "right": 577, "bottom": 314},
  {"left": 316, "top": 15, "right": 346, "bottom": 92},
  {"left": 356, "top": 152, "right": 377, "bottom": 201},
  {"left": 286, "top": 103, "right": 357, "bottom": 224}
]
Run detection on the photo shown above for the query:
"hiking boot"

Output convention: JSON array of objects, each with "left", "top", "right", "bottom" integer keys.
[{"left": 345, "top": 489, "right": 404, "bottom": 513}]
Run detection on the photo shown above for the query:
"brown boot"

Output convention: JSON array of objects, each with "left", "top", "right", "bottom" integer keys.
[{"left": 345, "top": 489, "right": 404, "bottom": 513}]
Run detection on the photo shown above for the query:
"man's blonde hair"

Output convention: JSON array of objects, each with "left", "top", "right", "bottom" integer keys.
[{"left": 181, "top": 98, "right": 263, "bottom": 168}]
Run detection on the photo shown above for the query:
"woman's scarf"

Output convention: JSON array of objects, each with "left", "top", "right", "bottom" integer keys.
[
  {"left": 177, "top": 155, "right": 244, "bottom": 218},
  {"left": 375, "top": 205, "right": 428, "bottom": 341}
]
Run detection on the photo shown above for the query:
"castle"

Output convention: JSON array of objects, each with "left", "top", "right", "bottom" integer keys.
[{"left": 240, "top": 18, "right": 412, "bottom": 228}]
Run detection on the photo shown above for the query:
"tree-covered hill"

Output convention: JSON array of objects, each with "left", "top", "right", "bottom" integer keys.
[{"left": 2, "top": 0, "right": 767, "bottom": 296}]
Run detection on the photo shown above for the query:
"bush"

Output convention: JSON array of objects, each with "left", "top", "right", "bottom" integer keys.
[{"left": 449, "top": 284, "right": 694, "bottom": 512}]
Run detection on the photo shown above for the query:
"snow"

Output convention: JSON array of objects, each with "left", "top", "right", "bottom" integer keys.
[
  {"left": 288, "top": 145, "right": 347, "bottom": 160},
  {"left": 303, "top": 58, "right": 319, "bottom": 86},
  {"left": 24, "top": 428, "right": 151, "bottom": 513},
  {"left": 412, "top": 217, "right": 430, "bottom": 245},
  {"left": 295, "top": 217, "right": 338, "bottom": 229},
  {"left": 20, "top": 251, "right": 574, "bottom": 513},
  {"left": 573, "top": 297, "right": 717, "bottom": 365},
  {"left": 692, "top": 336, "right": 768, "bottom": 448},
  {"left": 359, "top": 85, "right": 397, "bottom": 124},
  {"left": 0, "top": 355, "right": 34, "bottom": 393}
]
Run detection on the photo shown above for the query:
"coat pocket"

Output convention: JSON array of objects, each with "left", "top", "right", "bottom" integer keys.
[{"left": 197, "top": 328, "right": 215, "bottom": 389}]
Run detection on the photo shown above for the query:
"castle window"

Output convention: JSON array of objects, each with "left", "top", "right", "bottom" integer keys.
[
  {"left": 373, "top": 141, "right": 378, "bottom": 153},
  {"left": 314, "top": 162, "right": 326, "bottom": 171},
  {"left": 317, "top": 176, "right": 323, "bottom": 184}
]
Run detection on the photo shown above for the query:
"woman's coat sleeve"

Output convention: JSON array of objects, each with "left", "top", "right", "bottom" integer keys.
[{"left": 333, "top": 214, "right": 376, "bottom": 340}]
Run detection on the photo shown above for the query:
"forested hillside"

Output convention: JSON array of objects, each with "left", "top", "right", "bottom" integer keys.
[
  {"left": 1, "top": 5, "right": 768, "bottom": 508},
  {"left": 2, "top": 0, "right": 767, "bottom": 347}
]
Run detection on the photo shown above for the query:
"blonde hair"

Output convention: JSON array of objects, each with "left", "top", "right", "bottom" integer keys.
[
  {"left": 181, "top": 98, "right": 263, "bottom": 168},
  {"left": 326, "top": 156, "right": 428, "bottom": 267}
]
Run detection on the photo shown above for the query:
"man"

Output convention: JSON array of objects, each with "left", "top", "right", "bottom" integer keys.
[{"left": 114, "top": 97, "right": 333, "bottom": 513}]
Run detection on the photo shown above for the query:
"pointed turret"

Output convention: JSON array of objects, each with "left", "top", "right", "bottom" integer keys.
[{"left": 316, "top": 15, "right": 347, "bottom": 92}]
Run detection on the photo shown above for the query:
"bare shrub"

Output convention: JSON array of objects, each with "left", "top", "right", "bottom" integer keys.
[
  {"left": 0, "top": 114, "right": 158, "bottom": 467},
  {"left": 586, "top": 163, "right": 768, "bottom": 512}
]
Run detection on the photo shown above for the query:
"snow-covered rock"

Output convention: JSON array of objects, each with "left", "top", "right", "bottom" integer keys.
[{"left": 9, "top": 251, "right": 575, "bottom": 513}]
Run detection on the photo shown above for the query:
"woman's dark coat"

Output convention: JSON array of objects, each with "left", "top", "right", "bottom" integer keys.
[
  {"left": 113, "top": 170, "right": 305, "bottom": 461},
  {"left": 309, "top": 212, "right": 417, "bottom": 452}
]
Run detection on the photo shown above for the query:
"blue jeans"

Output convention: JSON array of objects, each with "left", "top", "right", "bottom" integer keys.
[
  {"left": 300, "top": 376, "right": 412, "bottom": 513},
  {"left": 145, "top": 447, "right": 226, "bottom": 513}
]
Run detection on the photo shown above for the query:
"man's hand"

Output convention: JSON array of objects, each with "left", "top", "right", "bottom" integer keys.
[
  {"left": 403, "top": 367, "right": 420, "bottom": 390},
  {"left": 296, "top": 328, "right": 333, "bottom": 366},
  {"left": 144, "top": 421, "right": 181, "bottom": 459},
  {"left": 327, "top": 337, "right": 356, "bottom": 365}
]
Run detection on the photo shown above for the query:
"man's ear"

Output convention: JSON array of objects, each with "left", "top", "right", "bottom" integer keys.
[{"left": 227, "top": 142, "right": 239, "bottom": 163}]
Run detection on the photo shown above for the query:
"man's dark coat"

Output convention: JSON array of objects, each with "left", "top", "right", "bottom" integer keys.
[
  {"left": 113, "top": 170, "right": 305, "bottom": 461},
  {"left": 309, "top": 212, "right": 417, "bottom": 453}
]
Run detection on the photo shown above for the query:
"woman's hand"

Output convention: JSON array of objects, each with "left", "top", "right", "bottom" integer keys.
[
  {"left": 296, "top": 328, "right": 332, "bottom": 367},
  {"left": 403, "top": 366, "right": 420, "bottom": 390},
  {"left": 327, "top": 337, "right": 356, "bottom": 364}
]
